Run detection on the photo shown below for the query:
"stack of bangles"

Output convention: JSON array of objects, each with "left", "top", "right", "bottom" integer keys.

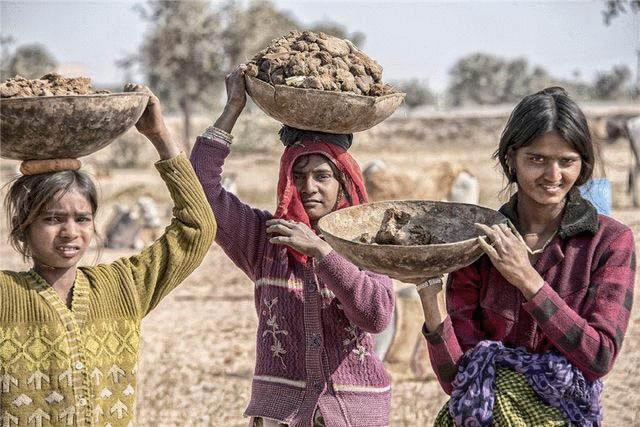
[
  {"left": 415, "top": 276, "right": 444, "bottom": 292},
  {"left": 202, "top": 125, "right": 233, "bottom": 146}
]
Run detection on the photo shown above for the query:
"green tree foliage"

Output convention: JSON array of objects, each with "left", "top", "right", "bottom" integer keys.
[
  {"left": 447, "top": 53, "right": 550, "bottom": 106},
  {"left": 392, "top": 78, "right": 436, "bottom": 110},
  {"left": 594, "top": 65, "right": 632, "bottom": 99},
  {"left": 3, "top": 42, "right": 57, "bottom": 80}
]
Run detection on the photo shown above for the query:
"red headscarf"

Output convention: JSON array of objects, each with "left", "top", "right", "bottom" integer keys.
[{"left": 274, "top": 140, "right": 368, "bottom": 264}]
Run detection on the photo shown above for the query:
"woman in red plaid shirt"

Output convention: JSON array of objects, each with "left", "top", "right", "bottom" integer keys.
[{"left": 418, "top": 87, "right": 636, "bottom": 426}]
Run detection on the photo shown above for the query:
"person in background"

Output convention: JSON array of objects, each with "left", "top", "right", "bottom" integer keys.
[
  {"left": 416, "top": 87, "right": 636, "bottom": 426},
  {"left": 0, "top": 85, "right": 215, "bottom": 427},
  {"left": 190, "top": 65, "right": 395, "bottom": 427}
]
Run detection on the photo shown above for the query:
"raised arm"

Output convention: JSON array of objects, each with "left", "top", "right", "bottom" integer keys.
[
  {"left": 189, "top": 65, "right": 274, "bottom": 280},
  {"left": 124, "top": 83, "right": 180, "bottom": 160},
  {"left": 90, "top": 85, "right": 215, "bottom": 315}
]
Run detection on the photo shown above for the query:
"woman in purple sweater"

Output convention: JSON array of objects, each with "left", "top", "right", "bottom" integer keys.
[
  {"left": 417, "top": 87, "right": 636, "bottom": 426},
  {"left": 190, "top": 65, "right": 395, "bottom": 427}
]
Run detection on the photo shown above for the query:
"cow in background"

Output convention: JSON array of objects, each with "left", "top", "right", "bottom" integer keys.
[
  {"left": 362, "top": 160, "right": 480, "bottom": 204},
  {"left": 104, "top": 196, "right": 163, "bottom": 249},
  {"left": 625, "top": 116, "right": 640, "bottom": 207},
  {"left": 362, "top": 160, "right": 480, "bottom": 379},
  {"left": 103, "top": 173, "right": 239, "bottom": 250}
]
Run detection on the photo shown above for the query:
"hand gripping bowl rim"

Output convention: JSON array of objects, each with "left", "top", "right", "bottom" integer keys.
[{"left": 316, "top": 199, "right": 508, "bottom": 283}]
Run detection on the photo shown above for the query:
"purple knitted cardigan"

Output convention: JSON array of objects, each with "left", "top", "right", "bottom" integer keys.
[{"left": 190, "top": 136, "right": 395, "bottom": 427}]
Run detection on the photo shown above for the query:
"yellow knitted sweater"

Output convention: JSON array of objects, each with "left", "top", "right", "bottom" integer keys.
[{"left": 0, "top": 154, "right": 215, "bottom": 426}]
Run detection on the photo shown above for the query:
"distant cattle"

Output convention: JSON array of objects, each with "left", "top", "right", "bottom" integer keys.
[
  {"left": 626, "top": 116, "right": 640, "bottom": 207},
  {"left": 362, "top": 160, "right": 480, "bottom": 204},
  {"left": 363, "top": 160, "right": 480, "bottom": 380},
  {"left": 104, "top": 196, "right": 163, "bottom": 249}
]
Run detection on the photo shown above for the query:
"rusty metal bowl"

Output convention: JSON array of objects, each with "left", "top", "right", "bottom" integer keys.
[
  {"left": 316, "top": 200, "right": 507, "bottom": 284},
  {"left": 0, "top": 92, "right": 149, "bottom": 160},
  {"left": 244, "top": 74, "right": 405, "bottom": 133}
]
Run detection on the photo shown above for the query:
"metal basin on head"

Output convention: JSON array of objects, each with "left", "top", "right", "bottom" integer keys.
[
  {"left": 244, "top": 75, "right": 405, "bottom": 134},
  {"left": 317, "top": 200, "right": 507, "bottom": 284},
  {"left": 0, "top": 92, "right": 149, "bottom": 160}
]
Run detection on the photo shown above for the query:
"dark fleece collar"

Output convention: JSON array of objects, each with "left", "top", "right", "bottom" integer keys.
[{"left": 499, "top": 187, "right": 600, "bottom": 239}]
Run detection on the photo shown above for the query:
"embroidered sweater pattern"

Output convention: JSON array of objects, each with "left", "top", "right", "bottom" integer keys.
[
  {"left": 0, "top": 154, "right": 216, "bottom": 426},
  {"left": 190, "top": 136, "right": 395, "bottom": 427},
  {"left": 424, "top": 190, "right": 636, "bottom": 395}
]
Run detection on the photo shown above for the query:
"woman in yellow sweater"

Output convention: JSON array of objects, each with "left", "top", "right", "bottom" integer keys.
[{"left": 0, "top": 86, "right": 215, "bottom": 426}]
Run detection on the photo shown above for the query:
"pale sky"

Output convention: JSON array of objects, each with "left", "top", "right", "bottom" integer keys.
[{"left": 1, "top": 0, "right": 639, "bottom": 92}]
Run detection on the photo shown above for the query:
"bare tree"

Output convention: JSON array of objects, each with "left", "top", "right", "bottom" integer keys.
[
  {"left": 603, "top": 0, "right": 640, "bottom": 93},
  {"left": 127, "top": 0, "right": 373, "bottom": 149},
  {"left": 131, "top": 0, "right": 225, "bottom": 152}
]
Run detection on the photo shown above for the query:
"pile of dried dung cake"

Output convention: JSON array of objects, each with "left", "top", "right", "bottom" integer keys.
[
  {"left": 355, "top": 207, "right": 446, "bottom": 246},
  {"left": 246, "top": 30, "right": 396, "bottom": 96},
  {"left": 0, "top": 73, "right": 110, "bottom": 98}
]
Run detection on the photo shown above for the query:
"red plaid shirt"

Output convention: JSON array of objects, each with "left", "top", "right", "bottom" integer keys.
[{"left": 424, "top": 190, "right": 636, "bottom": 395}]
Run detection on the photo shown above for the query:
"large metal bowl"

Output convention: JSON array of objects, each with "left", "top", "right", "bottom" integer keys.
[
  {"left": 317, "top": 200, "right": 507, "bottom": 284},
  {"left": 0, "top": 92, "right": 149, "bottom": 160},
  {"left": 245, "top": 75, "right": 405, "bottom": 133}
]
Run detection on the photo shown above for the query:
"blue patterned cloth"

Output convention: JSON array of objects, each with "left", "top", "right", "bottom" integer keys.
[{"left": 449, "top": 340, "right": 603, "bottom": 426}]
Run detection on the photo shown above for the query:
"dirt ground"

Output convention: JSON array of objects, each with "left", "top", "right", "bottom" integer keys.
[{"left": 1, "top": 108, "right": 639, "bottom": 426}]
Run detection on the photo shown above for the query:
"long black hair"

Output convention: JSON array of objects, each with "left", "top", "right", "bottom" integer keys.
[{"left": 495, "top": 86, "right": 594, "bottom": 187}]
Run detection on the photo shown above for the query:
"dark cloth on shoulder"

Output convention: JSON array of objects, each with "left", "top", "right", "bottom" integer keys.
[
  {"left": 278, "top": 125, "right": 353, "bottom": 150},
  {"left": 499, "top": 187, "right": 600, "bottom": 239}
]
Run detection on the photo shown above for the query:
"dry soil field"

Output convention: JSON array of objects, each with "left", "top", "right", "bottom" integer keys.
[{"left": 1, "top": 106, "right": 639, "bottom": 426}]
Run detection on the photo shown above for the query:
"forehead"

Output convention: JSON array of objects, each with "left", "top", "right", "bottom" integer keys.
[
  {"left": 293, "top": 154, "right": 334, "bottom": 172},
  {"left": 43, "top": 188, "right": 93, "bottom": 212},
  {"left": 520, "top": 133, "right": 580, "bottom": 156}
]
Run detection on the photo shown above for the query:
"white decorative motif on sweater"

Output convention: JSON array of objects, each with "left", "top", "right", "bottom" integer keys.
[
  {"left": 1, "top": 373, "right": 18, "bottom": 392},
  {"left": 58, "top": 369, "right": 72, "bottom": 387},
  {"left": 91, "top": 367, "right": 103, "bottom": 384},
  {"left": 27, "top": 370, "right": 49, "bottom": 390},
  {"left": 44, "top": 391, "right": 64, "bottom": 404},
  {"left": 319, "top": 287, "right": 335, "bottom": 300},
  {"left": 110, "top": 400, "right": 128, "bottom": 419},
  {"left": 58, "top": 406, "right": 75, "bottom": 425},
  {"left": 108, "top": 365, "right": 125, "bottom": 383},
  {"left": 28, "top": 408, "right": 50, "bottom": 426},
  {"left": 343, "top": 324, "right": 370, "bottom": 363},
  {"left": 261, "top": 297, "right": 289, "bottom": 368},
  {"left": 122, "top": 384, "right": 135, "bottom": 396},
  {"left": 0, "top": 412, "right": 18, "bottom": 425},
  {"left": 12, "top": 394, "right": 31, "bottom": 407},
  {"left": 95, "top": 404, "right": 104, "bottom": 420}
]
